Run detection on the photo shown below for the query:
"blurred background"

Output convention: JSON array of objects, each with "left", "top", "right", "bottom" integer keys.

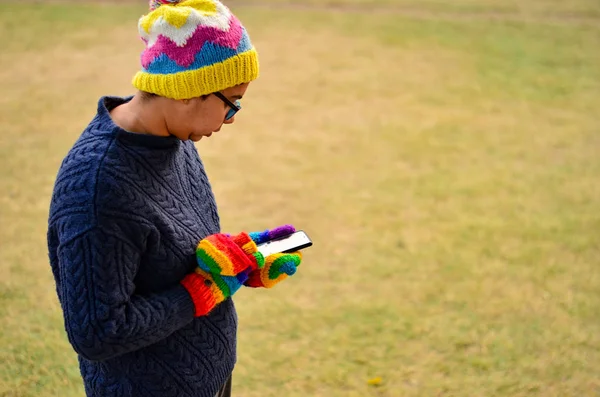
[{"left": 1, "top": 1, "right": 599, "bottom": 396}]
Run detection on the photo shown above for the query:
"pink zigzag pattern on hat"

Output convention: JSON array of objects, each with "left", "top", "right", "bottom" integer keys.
[{"left": 141, "top": 14, "right": 242, "bottom": 69}]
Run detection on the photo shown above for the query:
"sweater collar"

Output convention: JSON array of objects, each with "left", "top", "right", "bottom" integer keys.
[{"left": 97, "top": 96, "right": 181, "bottom": 150}]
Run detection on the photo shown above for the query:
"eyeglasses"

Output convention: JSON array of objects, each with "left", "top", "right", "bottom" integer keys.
[{"left": 213, "top": 92, "right": 241, "bottom": 121}]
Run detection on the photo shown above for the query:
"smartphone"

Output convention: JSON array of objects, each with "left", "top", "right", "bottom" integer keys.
[{"left": 256, "top": 230, "right": 313, "bottom": 257}]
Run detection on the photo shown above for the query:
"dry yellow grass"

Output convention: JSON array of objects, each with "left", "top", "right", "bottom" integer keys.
[
  {"left": 1, "top": 2, "right": 599, "bottom": 396},
  {"left": 227, "top": 0, "right": 600, "bottom": 18}
]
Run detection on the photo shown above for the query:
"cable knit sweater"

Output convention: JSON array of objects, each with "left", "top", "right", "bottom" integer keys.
[{"left": 47, "top": 96, "right": 236, "bottom": 397}]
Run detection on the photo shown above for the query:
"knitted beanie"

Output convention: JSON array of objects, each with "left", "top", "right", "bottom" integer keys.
[{"left": 132, "top": 0, "right": 259, "bottom": 99}]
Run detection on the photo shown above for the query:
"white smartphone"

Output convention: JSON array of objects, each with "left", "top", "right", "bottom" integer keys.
[{"left": 256, "top": 230, "right": 313, "bottom": 257}]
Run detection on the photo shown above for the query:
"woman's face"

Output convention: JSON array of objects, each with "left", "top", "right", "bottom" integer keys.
[{"left": 165, "top": 83, "right": 250, "bottom": 142}]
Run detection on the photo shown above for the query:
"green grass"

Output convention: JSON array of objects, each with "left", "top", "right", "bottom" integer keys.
[
  {"left": 234, "top": 0, "right": 600, "bottom": 16},
  {"left": 1, "top": 1, "right": 599, "bottom": 396}
]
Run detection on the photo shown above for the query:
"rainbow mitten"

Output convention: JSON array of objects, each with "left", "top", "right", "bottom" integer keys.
[
  {"left": 181, "top": 232, "right": 264, "bottom": 316},
  {"left": 196, "top": 232, "right": 264, "bottom": 276},
  {"left": 245, "top": 225, "right": 303, "bottom": 289},
  {"left": 248, "top": 224, "right": 296, "bottom": 245},
  {"left": 181, "top": 268, "right": 249, "bottom": 317}
]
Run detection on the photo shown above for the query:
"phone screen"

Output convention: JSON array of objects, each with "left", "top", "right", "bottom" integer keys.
[{"left": 257, "top": 231, "right": 312, "bottom": 257}]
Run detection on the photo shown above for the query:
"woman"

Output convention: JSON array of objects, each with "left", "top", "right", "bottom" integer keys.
[{"left": 47, "top": 1, "right": 302, "bottom": 396}]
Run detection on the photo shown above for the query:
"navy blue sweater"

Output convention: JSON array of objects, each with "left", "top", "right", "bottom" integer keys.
[{"left": 47, "top": 97, "right": 236, "bottom": 397}]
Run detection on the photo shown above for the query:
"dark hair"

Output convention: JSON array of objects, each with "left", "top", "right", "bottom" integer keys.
[
  {"left": 139, "top": 91, "right": 210, "bottom": 101},
  {"left": 140, "top": 91, "right": 158, "bottom": 101}
]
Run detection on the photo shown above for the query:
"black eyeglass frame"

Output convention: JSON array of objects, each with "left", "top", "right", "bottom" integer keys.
[{"left": 213, "top": 92, "right": 241, "bottom": 120}]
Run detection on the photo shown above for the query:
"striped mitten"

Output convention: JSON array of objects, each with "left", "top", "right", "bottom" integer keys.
[
  {"left": 181, "top": 232, "right": 264, "bottom": 316},
  {"left": 245, "top": 225, "right": 303, "bottom": 289}
]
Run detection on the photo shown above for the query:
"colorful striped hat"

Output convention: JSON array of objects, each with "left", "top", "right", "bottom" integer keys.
[{"left": 132, "top": 0, "right": 259, "bottom": 100}]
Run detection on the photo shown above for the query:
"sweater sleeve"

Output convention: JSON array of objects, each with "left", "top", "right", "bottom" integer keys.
[{"left": 55, "top": 226, "right": 196, "bottom": 362}]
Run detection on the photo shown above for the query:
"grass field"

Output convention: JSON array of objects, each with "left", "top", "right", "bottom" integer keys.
[
  {"left": 1, "top": 1, "right": 599, "bottom": 396},
  {"left": 231, "top": 0, "right": 600, "bottom": 17}
]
